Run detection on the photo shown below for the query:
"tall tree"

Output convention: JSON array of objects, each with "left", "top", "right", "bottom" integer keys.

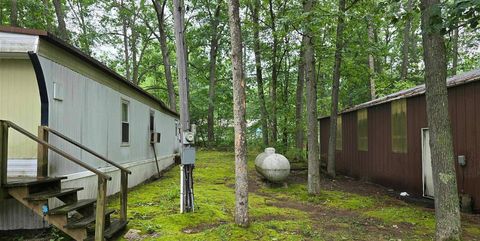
[
  {"left": 367, "top": 19, "right": 376, "bottom": 99},
  {"left": 228, "top": 0, "right": 248, "bottom": 227},
  {"left": 327, "top": 0, "right": 346, "bottom": 178},
  {"left": 251, "top": 0, "right": 269, "bottom": 146},
  {"left": 269, "top": 0, "right": 279, "bottom": 144},
  {"left": 53, "top": 0, "right": 69, "bottom": 41},
  {"left": 304, "top": 0, "right": 320, "bottom": 195},
  {"left": 207, "top": 0, "right": 223, "bottom": 144},
  {"left": 295, "top": 37, "right": 306, "bottom": 159},
  {"left": 120, "top": 0, "right": 131, "bottom": 81},
  {"left": 400, "top": 0, "right": 414, "bottom": 81},
  {"left": 10, "top": 0, "right": 17, "bottom": 27},
  {"left": 420, "top": 0, "right": 461, "bottom": 240},
  {"left": 152, "top": 0, "right": 176, "bottom": 110},
  {"left": 451, "top": 28, "right": 459, "bottom": 75}
]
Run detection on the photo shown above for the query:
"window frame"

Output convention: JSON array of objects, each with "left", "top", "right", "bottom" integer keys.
[
  {"left": 121, "top": 99, "right": 130, "bottom": 146},
  {"left": 357, "top": 108, "right": 368, "bottom": 151},
  {"left": 391, "top": 98, "right": 408, "bottom": 153},
  {"left": 336, "top": 115, "right": 342, "bottom": 151}
]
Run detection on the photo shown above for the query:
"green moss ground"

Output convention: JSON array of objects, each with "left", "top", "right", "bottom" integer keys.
[{"left": 106, "top": 151, "right": 480, "bottom": 240}]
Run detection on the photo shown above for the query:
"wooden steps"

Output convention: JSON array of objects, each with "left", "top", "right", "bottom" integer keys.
[
  {"left": 25, "top": 187, "right": 84, "bottom": 201},
  {"left": 65, "top": 209, "right": 115, "bottom": 229},
  {"left": 5, "top": 176, "right": 127, "bottom": 240},
  {"left": 4, "top": 176, "right": 66, "bottom": 187},
  {"left": 104, "top": 220, "right": 128, "bottom": 239}
]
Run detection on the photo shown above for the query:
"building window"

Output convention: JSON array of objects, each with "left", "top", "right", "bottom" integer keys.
[
  {"left": 121, "top": 100, "right": 130, "bottom": 144},
  {"left": 336, "top": 116, "right": 342, "bottom": 151},
  {"left": 357, "top": 109, "right": 368, "bottom": 151},
  {"left": 150, "top": 110, "right": 155, "bottom": 132},
  {"left": 391, "top": 98, "right": 407, "bottom": 153}
]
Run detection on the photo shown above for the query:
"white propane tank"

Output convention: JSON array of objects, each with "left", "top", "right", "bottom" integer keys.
[{"left": 255, "top": 148, "right": 290, "bottom": 183}]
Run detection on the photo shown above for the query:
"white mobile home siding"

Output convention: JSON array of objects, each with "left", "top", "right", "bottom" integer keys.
[
  {"left": 0, "top": 30, "right": 180, "bottom": 230},
  {"left": 40, "top": 56, "right": 178, "bottom": 176}
]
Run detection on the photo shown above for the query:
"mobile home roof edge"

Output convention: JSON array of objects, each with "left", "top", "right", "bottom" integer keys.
[
  {"left": 0, "top": 26, "right": 179, "bottom": 118},
  {"left": 318, "top": 68, "right": 480, "bottom": 120}
]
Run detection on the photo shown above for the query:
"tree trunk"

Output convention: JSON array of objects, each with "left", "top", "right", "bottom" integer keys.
[
  {"left": 120, "top": 0, "right": 131, "bottom": 81},
  {"left": 53, "top": 0, "right": 68, "bottom": 41},
  {"left": 400, "top": 0, "right": 414, "bottom": 81},
  {"left": 173, "top": 0, "right": 190, "bottom": 130},
  {"left": 152, "top": 0, "right": 176, "bottom": 110},
  {"left": 131, "top": 28, "right": 139, "bottom": 85},
  {"left": 295, "top": 36, "right": 306, "bottom": 160},
  {"left": 451, "top": 28, "right": 459, "bottom": 75},
  {"left": 228, "top": 0, "right": 248, "bottom": 227},
  {"left": 327, "top": 0, "right": 346, "bottom": 178},
  {"left": 304, "top": 0, "right": 320, "bottom": 195},
  {"left": 420, "top": 0, "right": 461, "bottom": 240},
  {"left": 368, "top": 20, "right": 376, "bottom": 99},
  {"left": 251, "top": 0, "right": 269, "bottom": 147},
  {"left": 282, "top": 47, "right": 289, "bottom": 148},
  {"left": 269, "top": 0, "right": 278, "bottom": 144},
  {"left": 10, "top": 0, "right": 17, "bottom": 27},
  {"left": 207, "top": 1, "right": 222, "bottom": 145}
]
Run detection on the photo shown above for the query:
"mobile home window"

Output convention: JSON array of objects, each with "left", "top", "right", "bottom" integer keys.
[
  {"left": 391, "top": 99, "right": 407, "bottom": 153},
  {"left": 121, "top": 100, "right": 130, "bottom": 144},
  {"left": 336, "top": 116, "right": 342, "bottom": 151},
  {"left": 357, "top": 109, "right": 368, "bottom": 151}
]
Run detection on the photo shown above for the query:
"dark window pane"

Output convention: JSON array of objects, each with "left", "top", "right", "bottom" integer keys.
[
  {"left": 122, "top": 123, "right": 129, "bottom": 143},
  {"left": 357, "top": 109, "right": 368, "bottom": 151},
  {"left": 391, "top": 99, "right": 407, "bottom": 153}
]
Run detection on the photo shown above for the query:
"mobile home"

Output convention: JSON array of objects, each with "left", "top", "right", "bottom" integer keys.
[
  {"left": 0, "top": 26, "right": 180, "bottom": 239},
  {"left": 319, "top": 69, "right": 480, "bottom": 212}
]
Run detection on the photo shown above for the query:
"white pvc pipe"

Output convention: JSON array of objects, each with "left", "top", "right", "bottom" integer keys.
[{"left": 180, "top": 164, "right": 184, "bottom": 213}]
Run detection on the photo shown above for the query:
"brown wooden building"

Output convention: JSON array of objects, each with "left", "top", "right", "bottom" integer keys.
[{"left": 319, "top": 69, "right": 480, "bottom": 212}]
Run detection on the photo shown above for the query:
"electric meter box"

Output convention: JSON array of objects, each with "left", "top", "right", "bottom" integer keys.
[{"left": 181, "top": 146, "right": 196, "bottom": 165}]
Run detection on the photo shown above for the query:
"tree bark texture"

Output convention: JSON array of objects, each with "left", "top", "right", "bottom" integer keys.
[
  {"left": 252, "top": 0, "right": 269, "bottom": 147},
  {"left": 400, "top": 0, "right": 414, "bottom": 81},
  {"left": 53, "top": 0, "right": 68, "bottom": 41},
  {"left": 295, "top": 36, "right": 306, "bottom": 160},
  {"left": 152, "top": 0, "right": 176, "bottom": 110},
  {"left": 304, "top": 0, "right": 320, "bottom": 195},
  {"left": 327, "top": 0, "right": 346, "bottom": 178},
  {"left": 269, "top": 0, "right": 278, "bottom": 144},
  {"left": 451, "top": 28, "right": 459, "bottom": 76},
  {"left": 120, "top": 0, "right": 131, "bottom": 81},
  {"left": 420, "top": 0, "right": 461, "bottom": 240},
  {"left": 367, "top": 20, "right": 376, "bottom": 99},
  {"left": 207, "top": 1, "right": 222, "bottom": 144},
  {"left": 10, "top": 0, "right": 17, "bottom": 27},
  {"left": 228, "top": 0, "right": 249, "bottom": 227},
  {"left": 282, "top": 47, "right": 289, "bottom": 148},
  {"left": 173, "top": 0, "right": 190, "bottom": 131}
]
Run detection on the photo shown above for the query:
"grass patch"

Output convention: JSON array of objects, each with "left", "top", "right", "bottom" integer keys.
[
  {"left": 261, "top": 183, "right": 377, "bottom": 210},
  {"left": 364, "top": 206, "right": 435, "bottom": 231},
  {"left": 109, "top": 151, "right": 309, "bottom": 240}
]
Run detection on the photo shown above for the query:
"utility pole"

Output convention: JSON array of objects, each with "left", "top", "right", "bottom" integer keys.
[{"left": 173, "top": 0, "right": 195, "bottom": 213}]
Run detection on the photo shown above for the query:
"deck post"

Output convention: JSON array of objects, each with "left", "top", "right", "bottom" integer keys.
[
  {"left": 0, "top": 122, "right": 8, "bottom": 187},
  {"left": 120, "top": 171, "right": 128, "bottom": 222},
  {"left": 37, "top": 126, "right": 49, "bottom": 177},
  {"left": 0, "top": 122, "right": 8, "bottom": 199},
  {"left": 95, "top": 176, "right": 107, "bottom": 241}
]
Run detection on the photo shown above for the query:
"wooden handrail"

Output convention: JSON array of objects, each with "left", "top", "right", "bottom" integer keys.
[
  {"left": 44, "top": 127, "right": 132, "bottom": 175},
  {"left": 1, "top": 120, "right": 111, "bottom": 181}
]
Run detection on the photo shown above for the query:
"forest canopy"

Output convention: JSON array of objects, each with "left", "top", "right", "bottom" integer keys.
[{"left": 1, "top": 0, "right": 479, "bottom": 154}]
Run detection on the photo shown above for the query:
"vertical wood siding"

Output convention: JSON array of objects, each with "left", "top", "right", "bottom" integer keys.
[{"left": 319, "top": 82, "right": 480, "bottom": 211}]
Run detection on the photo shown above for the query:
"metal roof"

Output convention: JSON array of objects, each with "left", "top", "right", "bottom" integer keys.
[
  {"left": 0, "top": 26, "right": 179, "bottom": 118},
  {"left": 320, "top": 68, "right": 480, "bottom": 119}
]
